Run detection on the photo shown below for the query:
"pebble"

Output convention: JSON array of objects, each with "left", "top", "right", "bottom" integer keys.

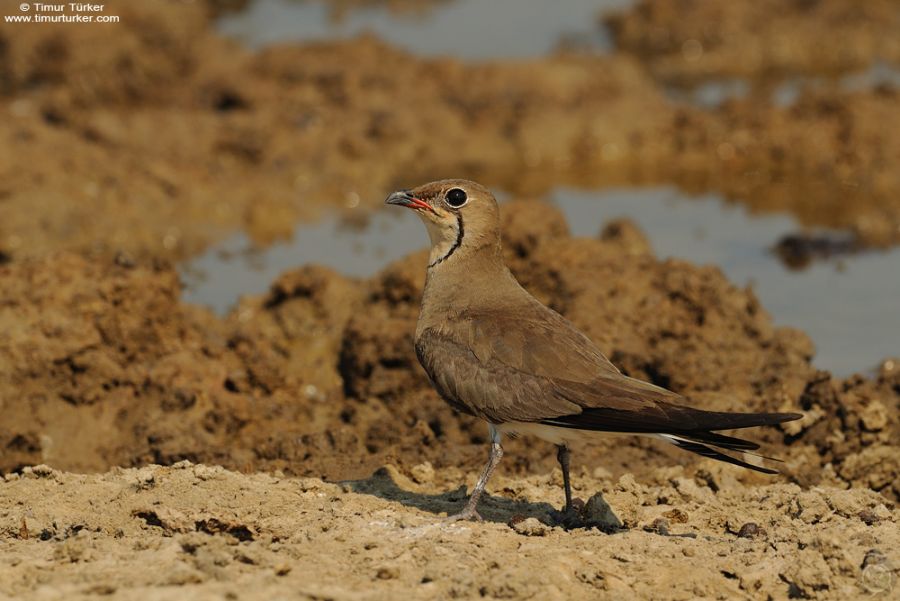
[
  {"left": 737, "top": 522, "right": 766, "bottom": 539},
  {"left": 21, "top": 465, "right": 56, "bottom": 479},
  {"left": 583, "top": 493, "right": 623, "bottom": 530},
  {"left": 376, "top": 566, "right": 399, "bottom": 580},
  {"left": 510, "top": 517, "right": 548, "bottom": 537}
]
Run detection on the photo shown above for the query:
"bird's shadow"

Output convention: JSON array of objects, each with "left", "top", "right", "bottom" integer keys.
[{"left": 340, "top": 467, "right": 622, "bottom": 531}]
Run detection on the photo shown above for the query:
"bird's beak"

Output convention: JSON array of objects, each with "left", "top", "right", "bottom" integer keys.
[{"left": 385, "top": 190, "right": 434, "bottom": 213}]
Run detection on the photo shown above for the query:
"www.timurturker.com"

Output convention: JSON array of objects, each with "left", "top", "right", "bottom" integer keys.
[{"left": 6, "top": 3, "right": 120, "bottom": 24}]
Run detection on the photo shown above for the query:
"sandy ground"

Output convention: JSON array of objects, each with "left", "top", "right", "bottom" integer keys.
[
  {"left": 1, "top": 0, "right": 899, "bottom": 599},
  {"left": 1, "top": 464, "right": 897, "bottom": 600}
]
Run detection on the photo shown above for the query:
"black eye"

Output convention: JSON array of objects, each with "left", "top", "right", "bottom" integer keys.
[{"left": 445, "top": 188, "right": 468, "bottom": 208}]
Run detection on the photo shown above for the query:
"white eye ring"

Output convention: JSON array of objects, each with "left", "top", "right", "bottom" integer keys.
[{"left": 445, "top": 188, "right": 468, "bottom": 208}]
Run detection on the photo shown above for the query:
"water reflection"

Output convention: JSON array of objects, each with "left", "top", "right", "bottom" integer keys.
[
  {"left": 665, "top": 61, "right": 900, "bottom": 108},
  {"left": 181, "top": 186, "right": 900, "bottom": 376},
  {"left": 217, "top": 0, "right": 633, "bottom": 58},
  {"left": 555, "top": 188, "right": 899, "bottom": 376}
]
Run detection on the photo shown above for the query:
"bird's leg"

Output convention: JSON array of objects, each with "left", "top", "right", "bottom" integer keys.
[
  {"left": 446, "top": 425, "right": 503, "bottom": 522},
  {"left": 556, "top": 444, "right": 573, "bottom": 514}
]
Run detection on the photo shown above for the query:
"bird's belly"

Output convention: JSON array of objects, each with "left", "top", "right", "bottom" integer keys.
[{"left": 495, "top": 421, "right": 632, "bottom": 445}]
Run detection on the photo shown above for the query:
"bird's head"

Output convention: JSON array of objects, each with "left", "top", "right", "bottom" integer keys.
[{"left": 385, "top": 179, "right": 501, "bottom": 268}]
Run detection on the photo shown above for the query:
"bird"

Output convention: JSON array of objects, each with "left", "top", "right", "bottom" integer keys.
[{"left": 385, "top": 179, "right": 802, "bottom": 522}]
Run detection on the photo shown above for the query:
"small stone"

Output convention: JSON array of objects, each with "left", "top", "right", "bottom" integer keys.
[
  {"left": 737, "top": 522, "right": 766, "bottom": 539},
  {"left": 858, "top": 509, "right": 879, "bottom": 525},
  {"left": 644, "top": 518, "right": 669, "bottom": 536},
  {"left": 376, "top": 566, "right": 399, "bottom": 580},
  {"left": 663, "top": 508, "right": 689, "bottom": 524},
  {"left": 132, "top": 468, "right": 155, "bottom": 490},
  {"left": 510, "top": 517, "right": 548, "bottom": 536},
  {"left": 582, "top": 492, "right": 623, "bottom": 530},
  {"left": 30, "top": 465, "right": 55, "bottom": 478},
  {"left": 871, "top": 504, "right": 892, "bottom": 521},
  {"left": 274, "top": 564, "right": 292, "bottom": 576},
  {"left": 192, "top": 465, "right": 224, "bottom": 481}
]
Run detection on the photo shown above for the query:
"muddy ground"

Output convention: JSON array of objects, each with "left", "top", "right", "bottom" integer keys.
[{"left": 1, "top": 0, "right": 899, "bottom": 599}]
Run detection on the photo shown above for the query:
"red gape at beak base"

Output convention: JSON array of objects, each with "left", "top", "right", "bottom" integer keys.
[
  {"left": 384, "top": 190, "right": 436, "bottom": 213},
  {"left": 407, "top": 197, "right": 435, "bottom": 213}
]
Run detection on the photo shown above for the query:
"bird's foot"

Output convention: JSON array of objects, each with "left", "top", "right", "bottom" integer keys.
[
  {"left": 550, "top": 499, "right": 586, "bottom": 529},
  {"left": 444, "top": 506, "right": 483, "bottom": 523}
]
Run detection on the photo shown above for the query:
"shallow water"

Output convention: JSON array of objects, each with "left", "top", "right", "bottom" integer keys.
[
  {"left": 217, "top": 0, "right": 632, "bottom": 58},
  {"left": 181, "top": 187, "right": 900, "bottom": 377},
  {"left": 665, "top": 62, "right": 900, "bottom": 108}
]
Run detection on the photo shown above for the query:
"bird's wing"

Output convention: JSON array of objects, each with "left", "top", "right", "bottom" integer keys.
[
  {"left": 415, "top": 305, "right": 683, "bottom": 425},
  {"left": 416, "top": 306, "right": 798, "bottom": 435}
]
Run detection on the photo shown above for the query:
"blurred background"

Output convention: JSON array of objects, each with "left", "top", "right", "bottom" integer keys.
[
  {"left": 0, "top": 0, "right": 897, "bottom": 500},
  {"left": 207, "top": 0, "right": 900, "bottom": 376}
]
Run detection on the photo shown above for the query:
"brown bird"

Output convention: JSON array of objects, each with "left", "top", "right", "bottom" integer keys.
[{"left": 386, "top": 179, "right": 802, "bottom": 522}]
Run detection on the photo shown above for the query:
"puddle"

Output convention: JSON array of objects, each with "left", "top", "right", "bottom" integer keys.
[
  {"left": 664, "top": 79, "right": 751, "bottom": 109},
  {"left": 181, "top": 208, "right": 426, "bottom": 314},
  {"left": 555, "top": 188, "right": 900, "bottom": 376},
  {"left": 773, "top": 61, "right": 900, "bottom": 106},
  {"left": 666, "top": 62, "right": 900, "bottom": 108},
  {"left": 181, "top": 186, "right": 899, "bottom": 377},
  {"left": 217, "top": 0, "right": 633, "bottom": 58}
]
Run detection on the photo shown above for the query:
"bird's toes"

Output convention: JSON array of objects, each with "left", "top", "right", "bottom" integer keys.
[{"left": 550, "top": 506, "right": 585, "bottom": 529}]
